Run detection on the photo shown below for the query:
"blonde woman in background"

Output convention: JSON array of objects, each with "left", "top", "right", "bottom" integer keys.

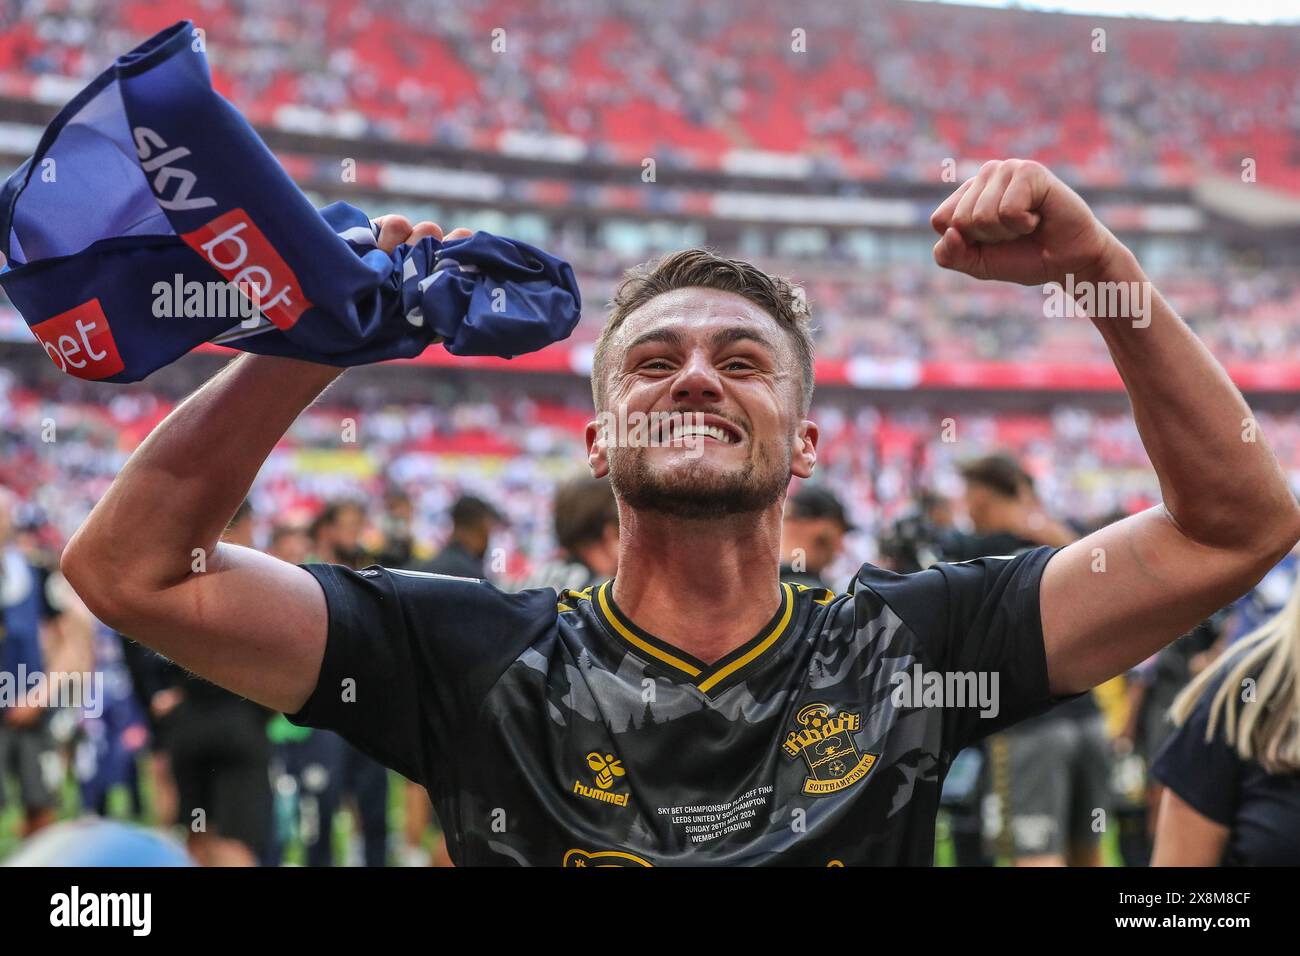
[{"left": 1151, "top": 579, "right": 1300, "bottom": 865}]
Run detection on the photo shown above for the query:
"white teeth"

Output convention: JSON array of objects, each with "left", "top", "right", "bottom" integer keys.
[{"left": 672, "top": 423, "right": 735, "bottom": 443}]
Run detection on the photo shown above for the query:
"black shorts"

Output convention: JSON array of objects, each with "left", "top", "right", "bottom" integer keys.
[{"left": 169, "top": 703, "right": 271, "bottom": 854}]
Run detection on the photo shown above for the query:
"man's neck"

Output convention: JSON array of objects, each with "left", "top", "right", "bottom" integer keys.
[{"left": 612, "top": 504, "right": 783, "bottom": 666}]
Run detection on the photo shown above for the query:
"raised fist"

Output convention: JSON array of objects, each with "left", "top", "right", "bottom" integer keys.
[{"left": 930, "top": 159, "right": 1125, "bottom": 288}]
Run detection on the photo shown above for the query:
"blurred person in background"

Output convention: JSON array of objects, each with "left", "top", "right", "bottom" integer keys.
[
  {"left": 0, "top": 486, "right": 61, "bottom": 837},
  {"left": 75, "top": 622, "right": 150, "bottom": 819},
  {"left": 405, "top": 494, "right": 510, "bottom": 866},
  {"left": 27, "top": 505, "right": 151, "bottom": 825},
  {"left": 119, "top": 632, "right": 179, "bottom": 827},
  {"left": 291, "top": 501, "right": 390, "bottom": 866},
  {"left": 310, "top": 500, "right": 370, "bottom": 570},
  {"left": 1115, "top": 612, "right": 1225, "bottom": 866},
  {"left": 419, "top": 494, "right": 506, "bottom": 579},
  {"left": 10, "top": 512, "right": 109, "bottom": 821},
  {"left": 2, "top": 502, "right": 150, "bottom": 829},
  {"left": 947, "top": 455, "right": 1076, "bottom": 560},
  {"left": 938, "top": 458, "right": 1068, "bottom": 865},
  {"left": 779, "top": 485, "right": 854, "bottom": 591},
  {"left": 949, "top": 456, "right": 1111, "bottom": 866},
  {"left": 372, "top": 488, "right": 419, "bottom": 569},
  {"left": 515, "top": 476, "right": 619, "bottom": 593},
  {"left": 550, "top": 475, "right": 620, "bottom": 590},
  {"left": 1151, "top": 577, "right": 1300, "bottom": 865},
  {"left": 1219, "top": 547, "right": 1299, "bottom": 647},
  {"left": 876, "top": 489, "right": 958, "bottom": 574},
  {"left": 263, "top": 523, "right": 317, "bottom": 866},
  {"left": 152, "top": 499, "right": 272, "bottom": 865},
  {"left": 266, "top": 523, "right": 312, "bottom": 568},
  {"left": 1124, "top": 542, "right": 1300, "bottom": 863}
]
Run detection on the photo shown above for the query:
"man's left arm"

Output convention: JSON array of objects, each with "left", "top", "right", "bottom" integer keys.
[{"left": 931, "top": 159, "right": 1300, "bottom": 695}]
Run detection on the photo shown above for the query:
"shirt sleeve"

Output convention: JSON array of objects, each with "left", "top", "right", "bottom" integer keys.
[
  {"left": 285, "top": 563, "right": 557, "bottom": 787},
  {"left": 1150, "top": 679, "right": 1242, "bottom": 826},
  {"left": 855, "top": 546, "right": 1062, "bottom": 751}
]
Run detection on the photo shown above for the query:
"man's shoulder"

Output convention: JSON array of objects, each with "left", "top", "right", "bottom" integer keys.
[
  {"left": 848, "top": 548, "right": 1055, "bottom": 630},
  {"left": 849, "top": 559, "right": 954, "bottom": 600},
  {"left": 304, "top": 561, "right": 562, "bottom": 642},
  {"left": 378, "top": 564, "right": 560, "bottom": 611}
]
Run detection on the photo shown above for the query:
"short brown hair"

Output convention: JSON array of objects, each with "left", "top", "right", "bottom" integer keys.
[
  {"left": 958, "top": 454, "right": 1032, "bottom": 499},
  {"left": 592, "top": 249, "right": 815, "bottom": 415},
  {"left": 553, "top": 475, "right": 618, "bottom": 557}
]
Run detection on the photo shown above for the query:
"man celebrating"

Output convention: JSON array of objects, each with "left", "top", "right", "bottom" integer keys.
[{"left": 62, "top": 162, "right": 1300, "bottom": 865}]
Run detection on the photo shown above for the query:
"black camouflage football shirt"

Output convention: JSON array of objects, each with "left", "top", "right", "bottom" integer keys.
[{"left": 287, "top": 547, "right": 1059, "bottom": 865}]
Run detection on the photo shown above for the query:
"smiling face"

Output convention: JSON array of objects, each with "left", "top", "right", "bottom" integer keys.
[{"left": 587, "top": 287, "right": 818, "bottom": 521}]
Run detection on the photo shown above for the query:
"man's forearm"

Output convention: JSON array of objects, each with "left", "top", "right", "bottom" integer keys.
[
  {"left": 64, "top": 354, "right": 342, "bottom": 603},
  {"left": 1082, "top": 247, "right": 1300, "bottom": 552}
]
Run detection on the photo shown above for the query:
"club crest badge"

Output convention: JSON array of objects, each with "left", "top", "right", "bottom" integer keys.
[{"left": 783, "top": 702, "right": 877, "bottom": 795}]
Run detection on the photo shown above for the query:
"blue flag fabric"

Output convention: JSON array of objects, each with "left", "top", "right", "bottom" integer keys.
[{"left": 0, "top": 21, "right": 581, "bottom": 383}]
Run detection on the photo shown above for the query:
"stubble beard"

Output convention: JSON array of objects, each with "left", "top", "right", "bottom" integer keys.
[{"left": 609, "top": 438, "right": 789, "bottom": 521}]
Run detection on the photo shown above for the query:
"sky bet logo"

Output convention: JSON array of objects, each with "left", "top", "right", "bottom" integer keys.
[
  {"left": 180, "top": 209, "right": 313, "bottom": 330},
  {"left": 30, "top": 300, "right": 124, "bottom": 380},
  {"left": 132, "top": 126, "right": 313, "bottom": 330}
]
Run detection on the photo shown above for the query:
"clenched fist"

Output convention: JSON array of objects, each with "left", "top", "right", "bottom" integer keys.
[{"left": 930, "top": 159, "right": 1126, "bottom": 287}]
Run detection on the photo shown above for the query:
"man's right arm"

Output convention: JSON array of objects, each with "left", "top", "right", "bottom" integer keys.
[
  {"left": 62, "top": 352, "right": 342, "bottom": 714},
  {"left": 61, "top": 216, "right": 456, "bottom": 714}
]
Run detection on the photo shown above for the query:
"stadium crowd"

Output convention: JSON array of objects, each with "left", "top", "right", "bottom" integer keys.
[
  {"left": 2, "top": 0, "right": 1298, "bottom": 190},
  {"left": 11, "top": 367, "right": 1300, "bottom": 573},
  {"left": 566, "top": 258, "right": 1300, "bottom": 365},
  {"left": 1, "top": 252, "right": 1297, "bottom": 367}
]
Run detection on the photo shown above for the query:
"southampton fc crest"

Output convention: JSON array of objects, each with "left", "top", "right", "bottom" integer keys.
[{"left": 782, "top": 702, "right": 877, "bottom": 795}]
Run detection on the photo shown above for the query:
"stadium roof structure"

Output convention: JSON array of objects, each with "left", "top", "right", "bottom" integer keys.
[{"left": 1195, "top": 176, "right": 1300, "bottom": 229}]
